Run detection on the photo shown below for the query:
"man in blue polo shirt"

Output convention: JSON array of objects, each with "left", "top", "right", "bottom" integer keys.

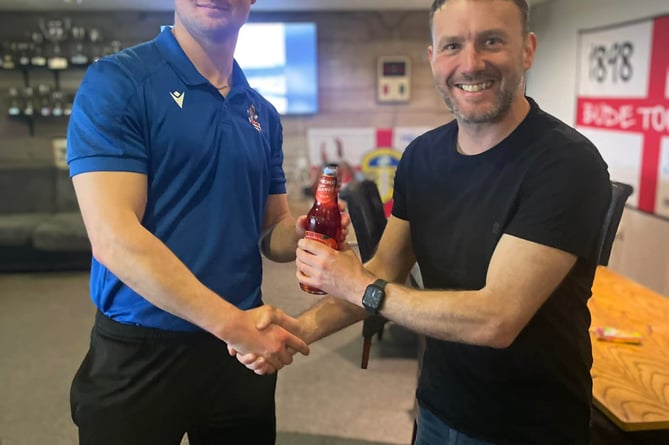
[{"left": 66, "top": 1, "right": 314, "bottom": 443}]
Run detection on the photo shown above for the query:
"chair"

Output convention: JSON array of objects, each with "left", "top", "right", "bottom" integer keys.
[
  {"left": 339, "top": 179, "right": 389, "bottom": 369},
  {"left": 588, "top": 181, "right": 634, "bottom": 443},
  {"left": 595, "top": 181, "right": 634, "bottom": 266}
]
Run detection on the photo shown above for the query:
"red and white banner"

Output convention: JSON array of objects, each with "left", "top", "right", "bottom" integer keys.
[
  {"left": 307, "top": 127, "right": 430, "bottom": 215},
  {"left": 575, "top": 15, "right": 669, "bottom": 218}
]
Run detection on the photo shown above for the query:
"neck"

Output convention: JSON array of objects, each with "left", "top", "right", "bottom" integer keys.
[
  {"left": 457, "top": 96, "right": 530, "bottom": 156},
  {"left": 172, "top": 24, "right": 236, "bottom": 90}
]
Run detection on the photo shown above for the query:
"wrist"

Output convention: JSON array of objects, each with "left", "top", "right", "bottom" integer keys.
[
  {"left": 208, "top": 304, "right": 243, "bottom": 343},
  {"left": 349, "top": 273, "right": 377, "bottom": 307}
]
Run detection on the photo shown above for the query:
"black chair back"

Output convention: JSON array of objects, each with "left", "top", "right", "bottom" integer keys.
[
  {"left": 340, "top": 179, "right": 387, "bottom": 263},
  {"left": 596, "top": 181, "right": 633, "bottom": 266}
]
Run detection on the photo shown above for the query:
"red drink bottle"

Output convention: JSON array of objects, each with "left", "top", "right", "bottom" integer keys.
[{"left": 300, "top": 165, "right": 341, "bottom": 295}]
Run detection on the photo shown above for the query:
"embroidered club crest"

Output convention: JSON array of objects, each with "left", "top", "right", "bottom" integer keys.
[{"left": 247, "top": 104, "right": 262, "bottom": 132}]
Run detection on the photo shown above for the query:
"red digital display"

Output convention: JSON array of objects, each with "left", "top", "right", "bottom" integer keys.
[{"left": 383, "top": 61, "right": 406, "bottom": 77}]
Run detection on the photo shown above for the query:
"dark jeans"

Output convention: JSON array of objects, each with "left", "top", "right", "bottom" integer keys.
[
  {"left": 71, "top": 311, "right": 277, "bottom": 445},
  {"left": 414, "top": 405, "right": 495, "bottom": 445}
]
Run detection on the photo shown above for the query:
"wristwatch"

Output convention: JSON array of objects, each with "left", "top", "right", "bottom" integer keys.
[{"left": 362, "top": 279, "right": 388, "bottom": 314}]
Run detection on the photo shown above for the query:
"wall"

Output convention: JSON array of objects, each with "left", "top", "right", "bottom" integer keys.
[
  {"left": 528, "top": 0, "right": 669, "bottom": 295},
  {"left": 7, "top": 3, "right": 663, "bottom": 294},
  {"left": 0, "top": 10, "right": 450, "bottom": 176}
]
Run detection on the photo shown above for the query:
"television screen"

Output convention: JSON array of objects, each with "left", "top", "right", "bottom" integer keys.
[{"left": 235, "top": 22, "right": 318, "bottom": 115}]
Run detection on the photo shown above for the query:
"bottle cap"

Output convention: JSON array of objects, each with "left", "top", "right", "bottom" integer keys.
[{"left": 323, "top": 165, "right": 338, "bottom": 177}]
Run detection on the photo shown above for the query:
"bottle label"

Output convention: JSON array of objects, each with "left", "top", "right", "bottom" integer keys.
[
  {"left": 305, "top": 230, "right": 338, "bottom": 250},
  {"left": 315, "top": 175, "right": 337, "bottom": 204}
]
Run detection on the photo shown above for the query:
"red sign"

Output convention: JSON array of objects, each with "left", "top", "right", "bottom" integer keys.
[{"left": 576, "top": 16, "right": 669, "bottom": 216}]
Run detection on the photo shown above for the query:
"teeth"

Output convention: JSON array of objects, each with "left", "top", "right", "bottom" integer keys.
[{"left": 458, "top": 81, "right": 492, "bottom": 92}]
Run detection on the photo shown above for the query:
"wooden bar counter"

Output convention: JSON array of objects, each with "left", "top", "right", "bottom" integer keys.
[{"left": 589, "top": 266, "right": 669, "bottom": 432}]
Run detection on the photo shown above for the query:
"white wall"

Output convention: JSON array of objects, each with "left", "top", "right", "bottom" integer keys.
[{"left": 528, "top": 0, "right": 669, "bottom": 295}]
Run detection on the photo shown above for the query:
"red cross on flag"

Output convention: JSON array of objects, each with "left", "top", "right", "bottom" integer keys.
[
  {"left": 575, "top": 15, "right": 669, "bottom": 218},
  {"left": 307, "top": 127, "right": 430, "bottom": 216}
]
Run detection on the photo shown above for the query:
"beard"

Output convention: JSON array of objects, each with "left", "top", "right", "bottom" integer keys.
[{"left": 438, "top": 69, "right": 524, "bottom": 124}]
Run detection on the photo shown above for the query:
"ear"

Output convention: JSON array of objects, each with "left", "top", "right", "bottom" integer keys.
[
  {"left": 427, "top": 45, "right": 434, "bottom": 63},
  {"left": 523, "top": 32, "right": 537, "bottom": 70}
]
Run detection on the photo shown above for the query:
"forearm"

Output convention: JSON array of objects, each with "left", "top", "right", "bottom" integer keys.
[
  {"left": 321, "top": 254, "right": 503, "bottom": 347},
  {"left": 260, "top": 217, "right": 299, "bottom": 263},
  {"left": 92, "top": 222, "right": 239, "bottom": 340},
  {"left": 297, "top": 296, "right": 367, "bottom": 344},
  {"left": 379, "top": 284, "right": 507, "bottom": 347}
]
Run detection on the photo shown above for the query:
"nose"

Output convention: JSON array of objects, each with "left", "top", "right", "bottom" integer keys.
[{"left": 461, "top": 44, "right": 486, "bottom": 73}]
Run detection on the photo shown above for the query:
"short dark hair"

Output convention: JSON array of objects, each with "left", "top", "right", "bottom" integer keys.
[{"left": 429, "top": 0, "right": 530, "bottom": 36}]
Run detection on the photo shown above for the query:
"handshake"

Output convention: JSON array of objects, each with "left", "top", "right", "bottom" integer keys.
[{"left": 226, "top": 304, "right": 310, "bottom": 375}]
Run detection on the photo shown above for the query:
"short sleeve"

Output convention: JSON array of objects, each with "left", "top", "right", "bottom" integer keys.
[
  {"left": 67, "top": 60, "right": 149, "bottom": 177},
  {"left": 506, "top": 144, "right": 610, "bottom": 260}
]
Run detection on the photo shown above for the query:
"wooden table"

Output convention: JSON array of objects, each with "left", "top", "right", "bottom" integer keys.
[{"left": 589, "top": 266, "right": 669, "bottom": 432}]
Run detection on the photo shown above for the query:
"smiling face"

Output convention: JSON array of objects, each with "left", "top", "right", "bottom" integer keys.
[
  {"left": 428, "top": 0, "right": 536, "bottom": 125},
  {"left": 174, "top": 0, "right": 256, "bottom": 42}
]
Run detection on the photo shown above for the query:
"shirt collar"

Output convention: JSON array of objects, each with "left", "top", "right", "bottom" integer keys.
[{"left": 154, "top": 28, "right": 251, "bottom": 93}]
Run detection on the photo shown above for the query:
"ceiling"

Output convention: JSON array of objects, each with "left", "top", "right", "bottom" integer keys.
[{"left": 0, "top": 0, "right": 551, "bottom": 12}]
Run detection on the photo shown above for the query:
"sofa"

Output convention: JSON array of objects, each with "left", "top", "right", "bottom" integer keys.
[{"left": 0, "top": 164, "right": 91, "bottom": 272}]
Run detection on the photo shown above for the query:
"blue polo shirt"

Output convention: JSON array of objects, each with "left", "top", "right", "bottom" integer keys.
[{"left": 67, "top": 29, "right": 286, "bottom": 331}]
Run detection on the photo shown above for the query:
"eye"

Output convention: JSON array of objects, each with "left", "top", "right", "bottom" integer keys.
[
  {"left": 441, "top": 42, "right": 460, "bottom": 52},
  {"left": 485, "top": 37, "right": 503, "bottom": 47}
]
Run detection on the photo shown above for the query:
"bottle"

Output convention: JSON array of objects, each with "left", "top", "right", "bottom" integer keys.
[{"left": 300, "top": 164, "right": 342, "bottom": 295}]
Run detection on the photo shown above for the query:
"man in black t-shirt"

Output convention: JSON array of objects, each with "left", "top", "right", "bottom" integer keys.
[{"left": 233, "top": 0, "right": 610, "bottom": 443}]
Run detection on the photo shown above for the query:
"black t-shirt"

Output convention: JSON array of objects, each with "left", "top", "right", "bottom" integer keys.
[{"left": 393, "top": 98, "right": 610, "bottom": 444}]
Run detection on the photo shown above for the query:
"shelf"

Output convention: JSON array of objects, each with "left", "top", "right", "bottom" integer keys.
[
  {"left": 7, "top": 113, "right": 70, "bottom": 136},
  {"left": 1, "top": 63, "right": 90, "bottom": 72},
  {"left": 3, "top": 63, "right": 78, "bottom": 136}
]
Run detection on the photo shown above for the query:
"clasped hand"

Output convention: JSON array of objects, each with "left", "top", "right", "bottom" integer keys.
[{"left": 226, "top": 305, "right": 308, "bottom": 375}]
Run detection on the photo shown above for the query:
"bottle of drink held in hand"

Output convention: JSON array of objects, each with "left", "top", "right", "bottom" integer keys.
[{"left": 300, "top": 164, "right": 342, "bottom": 295}]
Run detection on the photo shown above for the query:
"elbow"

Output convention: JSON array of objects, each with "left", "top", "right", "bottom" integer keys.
[
  {"left": 487, "top": 332, "right": 516, "bottom": 349},
  {"left": 87, "top": 227, "right": 127, "bottom": 268},
  {"left": 88, "top": 234, "right": 113, "bottom": 266},
  {"left": 473, "top": 288, "right": 524, "bottom": 349},
  {"left": 482, "top": 318, "right": 521, "bottom": 349}
]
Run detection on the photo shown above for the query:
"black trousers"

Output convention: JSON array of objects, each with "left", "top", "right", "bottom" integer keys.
[{"left": 71, "top": 311, "right": 277, "bottom": 445}]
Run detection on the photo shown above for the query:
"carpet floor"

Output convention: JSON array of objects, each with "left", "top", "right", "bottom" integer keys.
[{"left": 0, "top": 259, "right": 418, "bottom": 445}]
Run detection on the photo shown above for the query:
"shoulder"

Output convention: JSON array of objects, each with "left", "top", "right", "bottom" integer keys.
[
  {"left": 74, "top": 39, "right": 169, "bottom": 124},
  {"left": 81, "top": 41, "right": 166, "bottom": 96},
  {"left": 527, "top": 102, "right": 608, "bottom": 174}
]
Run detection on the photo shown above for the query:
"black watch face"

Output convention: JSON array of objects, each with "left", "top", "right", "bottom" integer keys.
[{"left": 364, "top": 286, "right": 384, "bottom": 312}]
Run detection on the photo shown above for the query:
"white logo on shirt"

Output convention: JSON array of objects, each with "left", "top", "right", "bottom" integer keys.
[{"left": 169, "top": 90, "right": 185, "bottom": 109}]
